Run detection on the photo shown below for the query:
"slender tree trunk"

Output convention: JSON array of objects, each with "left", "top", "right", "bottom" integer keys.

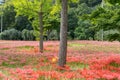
[
  {"left": 101, "top": 0, "right": 104, "bottom": 7},
  {"left": 101, "top": 0, "right": 104, "bottom": 41},
  {"left": 39, "top": 4, "right": 43, "bottom": 53},
  {"left": 1, "top": 14, "right": 3, "bottom": 33},
  {"left": 58, "top": 0, "right": 68, "bottom": 67}
]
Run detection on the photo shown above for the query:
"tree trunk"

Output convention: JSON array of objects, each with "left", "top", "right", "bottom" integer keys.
[
  {"left": 58, "top": 0, "right": 68, "bottom": 67},
  {"left": 39, "top": 5, "right": 43, "bottom": 53}
]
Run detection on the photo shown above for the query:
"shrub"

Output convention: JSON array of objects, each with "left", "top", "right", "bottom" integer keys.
[
  {"left": 107, "top": 33, "right": 120, "bottom": 41},
  {"left": 0, "top": 28, "right": 22, "bottom": 40},
  {"left": 22, "top": 29, "right": 35, "bottom": 40},
  {"left": 48, "top": 30, "right": 58, "bottom": 40}
]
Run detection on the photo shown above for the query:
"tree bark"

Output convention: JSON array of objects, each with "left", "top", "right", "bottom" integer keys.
[
  {"left": 58, "top": 0, "right": 68, "bottom": 67},
  {"left": 39, "top": 4, "right": 43, "bottom": 53}
]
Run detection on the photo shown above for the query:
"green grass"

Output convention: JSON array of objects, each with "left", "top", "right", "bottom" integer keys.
[
  {"left": 109, "top": 61, "right": 120, "bottom": 68},
  {"left": 1, "top": 61, "right": 26, "bottom": 68},
  {"left": 67, "top": 62, "right": 88, "bottom": 70},
  {"left": 16, "top": 46, "right": 34, "bottom": 50},
  {"left": 68, "top": 43, "right": 86, "bottom": 47},
  {"left": 68, "top": 42, "right": 120, "bottom": 53},
  {"left": 0, "top": 48, "right": 10, "bottom": 50}
]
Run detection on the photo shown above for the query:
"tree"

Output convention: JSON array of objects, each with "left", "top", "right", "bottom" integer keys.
[
  {"left": 12, "top": 0, "right": 54, "bottom": 53},
  {"left": 79, "top": 0, "right": 102, "bottom": 7},
  {"left": 0, "top": 4, "right": 16, "bottom": 31},
  {"left": 58, "top": 0, "right": 68, "bottom": 67},
  {"left": 68, "top": 8, "right": 78, "bottom": 40},
  {"left": 14, "top": 15, "right": 33, "bottom": 31},
  {"left": 106, "top": 0, "right": 120, "bottom": 5},
  {"left": 74, "top": 19, "right": 95, "bottom": 40},
  {"left": 88, "top": 2, "right": 120, "bottom": 41}
]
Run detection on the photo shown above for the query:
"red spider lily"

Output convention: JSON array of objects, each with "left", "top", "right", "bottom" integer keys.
[{"left": 0, "top": 40, "right": 120, "bottom": 80}]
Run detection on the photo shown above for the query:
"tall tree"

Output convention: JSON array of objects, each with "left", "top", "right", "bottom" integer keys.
[
  {"left": 39, "top": 1, "right": 43, "bottom": 53},
  {"left": 58, "top": 0, "right": 68, "bottom": 67},
  {"left": 12, "top": 0, "right": 54, "bottom": 53},
  {"left": 57, "top": 0, "right": 78, "bottom": 67},
  {"left": 0, "top": 4, "right": 16, "bottom": 31}
]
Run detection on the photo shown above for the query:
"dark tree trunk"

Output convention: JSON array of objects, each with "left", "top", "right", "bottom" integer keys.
[
  {"left": 58, "top": 0, "right": 68, "bottom": 67},
  {"left": 39, "top": 4, "right": 43, "bottom": 53}
]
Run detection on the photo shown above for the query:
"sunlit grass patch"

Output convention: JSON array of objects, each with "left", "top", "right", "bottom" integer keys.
[
  {"left": 67, "top": 62, "right": 89, "bottom": 70},
  {"left": 1, "top": 61, "right": 26, "bottom": 68},
  {"left": 16, "top": 46, "right": 34, "bottom": 50},
  {"left": 68, "top": 43, "right": 86, "bottom": 47},
  {"left": 87, "top": 46, "right": 120, "bottom": 53},
  {"left": 0, "top": 48, "right": 10, "bottom": 50}
]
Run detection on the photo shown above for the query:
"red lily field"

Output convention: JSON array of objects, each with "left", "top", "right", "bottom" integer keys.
[{"left": 0, "top": 40, "right": 120, "bottom": 80}]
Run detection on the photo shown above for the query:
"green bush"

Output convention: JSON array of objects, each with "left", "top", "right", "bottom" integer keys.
[
  {"left": 74, "top": 27, "right": 88, "bottom": 40},
  {"left": 48, "top": 30, "right": 58, "bottom": 40},
  {"left": 95, "top": 30, "right": 120, "bottom": 41},
  {"left": 107, "top": 33, "right": 120, "bottom": 41},
  {"left": 0, "top": 29, "right": 35, "bottom": 41},
  {"left": 22, "top": 29, "right": 35, "bottom": 40},
  {"left": 0, "top": 29, "right": 22, "bottom": 40}
]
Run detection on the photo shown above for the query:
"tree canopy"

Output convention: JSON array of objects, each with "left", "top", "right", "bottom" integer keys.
[{"left": 0, "top": 0, "right": 120, "bottom": 41}]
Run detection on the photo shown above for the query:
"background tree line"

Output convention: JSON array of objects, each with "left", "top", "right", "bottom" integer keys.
[{"left": 0, "top": 0, "right": 120, "bottom": 41}]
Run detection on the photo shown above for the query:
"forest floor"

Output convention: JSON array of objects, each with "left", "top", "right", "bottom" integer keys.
[{"left": 0, "top": 40, "right": 120, "bottom": 80}]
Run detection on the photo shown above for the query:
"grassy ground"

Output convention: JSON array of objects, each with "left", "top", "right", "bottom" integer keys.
[{"left": 0, "top": 40, "right": 120, "bottom": 80}]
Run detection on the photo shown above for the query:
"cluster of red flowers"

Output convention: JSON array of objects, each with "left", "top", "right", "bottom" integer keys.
[
  {"left": 80, "top": 55, "right": 120, "bottom": 80},
  {"left": 0, "top": 40, "right": 120, "bottom": 80},
  {"left": 5, "top": 55, "right": 118, "bottom": 80}
]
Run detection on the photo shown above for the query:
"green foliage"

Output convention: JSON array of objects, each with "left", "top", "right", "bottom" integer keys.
[
  {"left": 73, "top": 3, "right": 95, "bottom": 40},
  {"left": 68, "top": 8, "right": 78, "bottom": 39},
  {"left": 79, "top": 0, "right": 102, "bottom": 7},
  {"left": 43, "top": 12, "right": 60, "bottom": 39},
  {"left": 1, "top": 0, "right": 120, "bottom": 41},
  {"left": 89, "top": 4, "right": 120, "bottom": 41},
  {"left": 0, "top": 4, "right": 16, "bottom": 30},
  {"left": 107, "top": 33, "right": 120, "bottom": 41},
  {"left": 11, "top": 0, "right": 60, "bottom": 40},
  {"left": 0, "top": 28, "right": 22, "bottom": 40},
  {"left": 48, "top": 30, "right": 58, "bottom": 40},
  {"left": 102, "top": 30, "right": 119, "bottom": 41},
  {"left": 22, "top": 29, "right": 35, "bottom": 40},
  {"left": 0, "top": 29, "right": 35, "bottom": 40},
  {"left": 14, "top": 15, "right": 33, "bottom": 31},
  {"left": 106, "top": 0, "right": 120, "bottom": 5},
  {"left": 76, "top": 3, "right": 93, "bottom": 16},
  {"left": 74, "top": 19, "right": 95, "bottom": 40}
]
